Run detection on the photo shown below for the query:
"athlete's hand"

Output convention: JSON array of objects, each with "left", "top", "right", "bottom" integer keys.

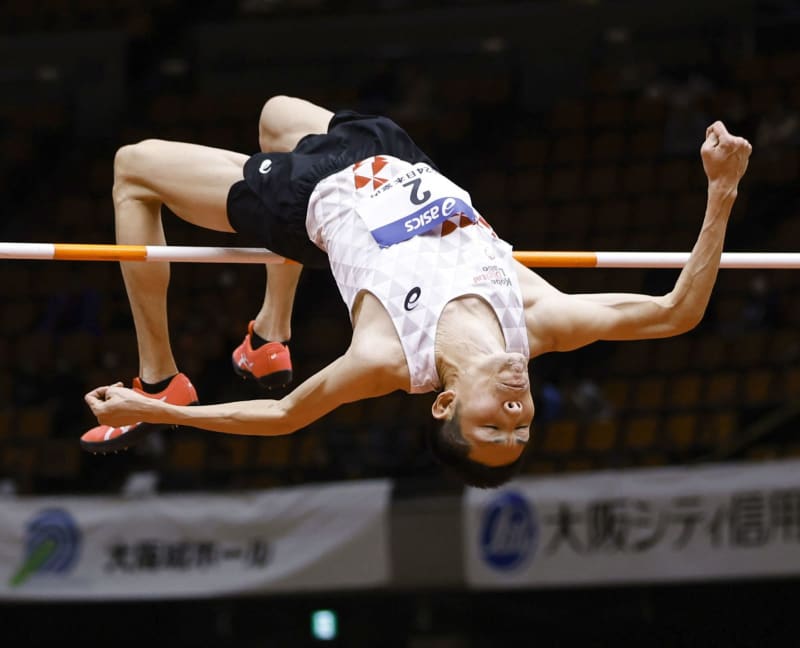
[
  {"left": 85, "top": 383, "right": 157, "bottom": 427},
  {"left": 701, "top": 121, "right": 752, "bottom": 192}
]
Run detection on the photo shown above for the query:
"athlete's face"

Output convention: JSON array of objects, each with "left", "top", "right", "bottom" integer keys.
[{"left": 433, "top": 352, "right": 534, "bottom": 467}]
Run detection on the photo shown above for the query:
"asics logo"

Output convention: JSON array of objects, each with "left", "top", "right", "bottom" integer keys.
[
  {"left": 404, "top": 287, "right": 422, "bottom": 311},
  {"left": 238, "top": 355, "right": 253, "bottom": 370},
  {"left": 258, "top": 159, "right": 272, "bottom": 175}
]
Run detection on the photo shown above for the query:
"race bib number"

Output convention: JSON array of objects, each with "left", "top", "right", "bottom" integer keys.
[{"left": 356, "top": 164, "right": 477, "bottom": 247}]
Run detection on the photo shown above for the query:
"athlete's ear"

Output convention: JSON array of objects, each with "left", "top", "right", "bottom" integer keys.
[{"left": 431, "top": 390, "right": 456, "bottom": 421}]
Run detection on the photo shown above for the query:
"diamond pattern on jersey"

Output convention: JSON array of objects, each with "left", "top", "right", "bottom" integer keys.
[{"left": 307, "top": 155, "right": 529, "bottom": 393}]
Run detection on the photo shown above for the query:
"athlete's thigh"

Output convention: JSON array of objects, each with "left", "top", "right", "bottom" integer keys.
[
  {"left": 124, "top": 140, "right": 248, "bottom": 232},
  {"left": 259, "top": 96, "right": 334, "bottom": 151}
]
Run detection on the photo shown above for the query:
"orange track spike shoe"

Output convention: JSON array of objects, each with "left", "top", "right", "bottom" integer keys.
[
  {"left": 231, "top": 321, "right": 293, "bottom": 390},
  {"left": 80, "top": 372, "right": 198, "bottom": 454}
]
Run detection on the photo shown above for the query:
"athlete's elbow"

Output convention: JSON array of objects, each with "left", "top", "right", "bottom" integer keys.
[
  {"left": 667, "top": 305, "right": 704, "bottom": 336},
  {"left": 258, "top": 411, "right": 298, "bottom": 437},
  {"left": 660, "top": 295, "right": 704, "bottom": 336}
]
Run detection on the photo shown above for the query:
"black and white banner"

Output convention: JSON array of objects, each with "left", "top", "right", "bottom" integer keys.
[
  {"left": 0, "top": 480, "right": 391, "bottom": 600},
  {"left": 465, "top": 459, "right": 800, "bottom": 587}
]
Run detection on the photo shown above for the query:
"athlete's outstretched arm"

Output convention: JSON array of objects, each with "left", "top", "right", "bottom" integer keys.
[
  {"left": 525, "top": 121, "right": 752, "bottom": 354},
  {"left": 84, "top": 347, "right": 395, "bottom": 437}
]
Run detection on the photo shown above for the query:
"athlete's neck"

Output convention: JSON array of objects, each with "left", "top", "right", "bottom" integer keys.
[{"left": 435, "top": 296, "right": 506, "bottom": 388}]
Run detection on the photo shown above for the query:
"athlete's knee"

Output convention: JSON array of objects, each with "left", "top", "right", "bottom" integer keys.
[
  {"left": 112, "top": 139, "right": 165, "bottom": 205},
  {"left": 260, "top": 95, "right": 296, "bottom": 128},
  {"left": 258, "top": 95, "right": 299, "bottom": 151}
]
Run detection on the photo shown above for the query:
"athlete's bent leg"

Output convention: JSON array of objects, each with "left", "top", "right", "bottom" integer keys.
[
  {"left": 250, "top": 96, "right": 333, "bottom": 346},
  {"left": 112, "top": 139, "right": 246, "bottom": 383},
  {"left": 82, "top": 140, "right": 245, "bottom": 452}
]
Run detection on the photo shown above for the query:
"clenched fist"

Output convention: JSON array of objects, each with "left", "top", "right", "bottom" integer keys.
[
  {"left": 85, "top": 383, "right": 157, "bottom": 428},
  {"left": 701, "top": 121, "right": 752, "bottom": 192}
]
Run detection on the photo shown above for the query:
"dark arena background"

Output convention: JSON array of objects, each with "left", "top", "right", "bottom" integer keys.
[{"left": 2, "top": 1, "right": 800, "bottom": 646}]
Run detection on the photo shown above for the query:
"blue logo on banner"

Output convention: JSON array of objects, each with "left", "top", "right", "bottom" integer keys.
[
  {"left": 10, "top": 508, "right": 82, "bottom": 587},
  {"left": 479, "top": 491, "right": 537, "bottom": 570},
  {"left": 370, "top": 196, "right": 476, "bottom": 247}
]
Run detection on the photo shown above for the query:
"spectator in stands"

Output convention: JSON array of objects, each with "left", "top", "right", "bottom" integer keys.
[{"left": 82, "top": 95, "right": 751, "bottom": 488}]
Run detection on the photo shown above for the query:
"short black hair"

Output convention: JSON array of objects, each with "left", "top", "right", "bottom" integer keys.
[{"left": 426, "top": 405, "right": 527, "bottom": 489}]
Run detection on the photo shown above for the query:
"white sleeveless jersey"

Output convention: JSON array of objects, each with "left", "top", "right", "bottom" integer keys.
[{"left": 306, "top": 155, "right": 529, "bottom": 393}]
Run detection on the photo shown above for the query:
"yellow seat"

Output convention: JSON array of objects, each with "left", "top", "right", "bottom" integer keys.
[
  {"left": 296, "top": 433, "right": 327, "bottom": 468},
  {"left": 624, "top": 416, "right": 659, "bottom": 451},
  {"left": 741, "top": 369, "right": 776, "bottom": 405},
  {"left": 610, "top": 340, "right": 653, "bottom": 375},
  {"left": 584, "top": 419, "right": 618, "bottom": 453},
  {"left": 705, "top": 371, "right": 739, "bottom": 405},
  {"left": 655, "top": 337, "right": 692, "bottom": 373},
  {"left": 669, "top": 372, "right": 703, "bottom": 408},
  {"left": 253, "top": 435, "right": 294, "bottom": 468},
  {"left": 17, "top": 407, "right": 52, "bottom": 439},
  {"left": 782, "top": 366, "right": 800, "bottom": 401},
  {"left": 542, "top": 419, "right": 579, "bottom": 455},
  {"left": 207, "top": 436, "right": 252, "bottom": 472},
  {"left": 565, "top": 459, "right": 596, "bottom": 473},
  {"left": 600, "top": 379, "right": 630, "bottom": 410},
  {"left": 767, "top": 328, "right": 799, "bottom": 367},
  {"left": 1, "top": 443, "right": 37, "bottom": 478},
  {"left": 664, "top": 413, "right": 698, "bottom": 451},
  {"left": 640, "top": 452, "right": 669, "bottom": 468},
  {"left": 522, "top": 459, "right": 558, "bottom": 476},
  {"left": 731, "top": 331, "right": 768, "bottom": 369},
  {"left": 691, "top": 335, "right": 728, "bottom": 370},
  {"left": 168, "top": 438, "right": 208, "bottom": 473},
  {"left": 632, "top": 376, "right": 666, "bottom": 410},
  {"left": 701, "top": 411, "right": 739, "bottom": 448},
  {"left": 36, "top": 440, "right": 82, "bottom": 480}
]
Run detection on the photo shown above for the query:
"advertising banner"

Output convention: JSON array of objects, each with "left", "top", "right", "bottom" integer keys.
[
  {"left": 0, "top": 480, "right": 391, "bottom": 600},
  {"left": 465, "top": 459, "right": 800, "bottom": 587}
]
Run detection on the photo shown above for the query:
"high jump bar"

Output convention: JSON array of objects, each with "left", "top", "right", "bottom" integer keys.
[{"left": 1, "top": 242, "right": 799, "bottom": 269}]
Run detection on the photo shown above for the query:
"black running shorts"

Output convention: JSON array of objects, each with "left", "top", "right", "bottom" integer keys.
[{"left": 226, "top": 110, "right": 436, "bottom": 268}]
